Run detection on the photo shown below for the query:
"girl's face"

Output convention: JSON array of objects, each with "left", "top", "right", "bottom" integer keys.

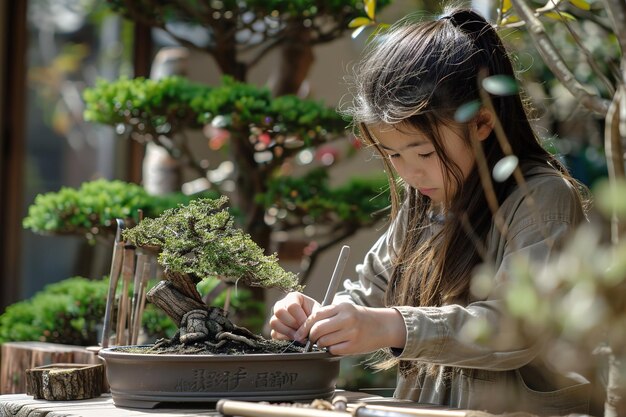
[{"left": 369, "top": 123, "right": 475, "bottom": 205}]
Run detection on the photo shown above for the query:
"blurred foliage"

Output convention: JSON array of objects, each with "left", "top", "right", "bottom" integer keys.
[
  {"left": 0, "top": 275, "right": 264, "bottom": 346},
  {"left": 0, "top": 277, "right": 108, "bottom": 346},
  {"left": 260, "top": 168, "right": 390, "bottom": 225},
  {"left": 0, "top": 276, "right": 174, "bottom": 345},
  {"left": 107, "top": 0, "right": 393, "bottom": 18},
  {"left": 122, "top": 196, "right": 302, "bottom": 292},
  {"left": 22, "top": 179, "right": 219, "bottom": 242},
  {"left": 466, "top": 179, "right": 626, "bottom": 375},
  {"left": 105, "top": 0, "right": 393, "bottom": 63},
  {"left": 499, "top": 1, "right": 620, "bottom": 101}
]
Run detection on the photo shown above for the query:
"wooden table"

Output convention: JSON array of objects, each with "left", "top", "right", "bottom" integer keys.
[
  {"left": 0, "top": 391, "right": 397, "bottom": 417},
  {"left": 0, "top": 393, "right": 220, "bottom": 416},
  {"left": 0, "top": 392, "right": 467, "bottom": 417}
]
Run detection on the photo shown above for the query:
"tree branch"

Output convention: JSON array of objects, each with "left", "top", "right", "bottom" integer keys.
[{"left": 510, "top": 0, "right": 610, "bottom": 115}]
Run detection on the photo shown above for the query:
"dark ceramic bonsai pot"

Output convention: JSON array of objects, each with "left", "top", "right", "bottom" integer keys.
[{"left": 99, "top": 346, "right": 341, "bottom": 408}]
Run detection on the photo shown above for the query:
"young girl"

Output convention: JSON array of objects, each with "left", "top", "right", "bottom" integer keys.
[{"left": 270, "top": 7, "right": 590, "bottom": 415}]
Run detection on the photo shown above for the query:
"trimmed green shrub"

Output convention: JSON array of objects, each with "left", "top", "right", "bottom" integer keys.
[{"left": 23, "top": 179, "right": 219, "bottom": 242}]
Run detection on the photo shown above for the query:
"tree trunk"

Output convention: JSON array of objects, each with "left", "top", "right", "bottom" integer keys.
[
  {"left": 270, "top": 28, "right": 314, "bottom": 97},
  {"left": 0, "top": 342, "right": 101, "bottom": 394},
  {"left": 147, "top": 279, "right": 207, "bottom": 325},
  {"left": 25, "top": 363, "right": 103, "bottom": 401}
]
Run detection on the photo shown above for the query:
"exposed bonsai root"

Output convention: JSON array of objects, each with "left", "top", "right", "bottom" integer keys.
[
  {"left": 216, "top": 331, "right": 258, "bottom": 348},
  {"left": 149, "top": 330, "right": 181, "bottom": 351},
  {"left": 179, "top": 309, "right": 210, "bottom": 344},
  {"left": 205, "top": 340, "right": 227, "bottom": 349}
]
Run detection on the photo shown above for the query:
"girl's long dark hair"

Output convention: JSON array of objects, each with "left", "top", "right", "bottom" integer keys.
[{"left": 343, "top": 7, "right": 579, "bottom": 311}]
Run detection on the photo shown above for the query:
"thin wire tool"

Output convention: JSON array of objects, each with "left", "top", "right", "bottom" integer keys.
[{"left": 304, "top": 245, "right": 350, "bottom": 352}]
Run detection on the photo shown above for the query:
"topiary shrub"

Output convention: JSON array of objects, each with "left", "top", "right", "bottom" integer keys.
[
  {"left": 0, "top": 277, "right": 110, "bottom": 346},
  {"left": 23, "top": 179, "right": 219, "bottom": 243}
]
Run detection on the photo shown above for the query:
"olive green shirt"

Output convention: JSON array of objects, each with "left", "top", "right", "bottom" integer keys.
[{"left": 334, "top": 164, "right": 590, "bottom": 415}]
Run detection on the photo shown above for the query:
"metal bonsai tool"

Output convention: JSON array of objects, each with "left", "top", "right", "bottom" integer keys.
[
  {"left": 101, "top": 219, "right": 125, "bottom": 348},
  {"left": 304, "top": 245, "right": 350, "bottom": 352}
]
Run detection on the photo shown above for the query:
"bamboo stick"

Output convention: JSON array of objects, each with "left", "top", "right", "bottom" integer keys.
[
  {"left": 216, "top": 400, "right": 468, "bottom": 417},
  {"left": 131, "top": 253, "right": 153, "bottom": 344},
  {"left": 101, "top": 219, "right": 125, "bottom": 348},
  {"left": 129, "top": 252, "right": 146, "bottom": 344},
  {"left": 216, "top": 400, "right": 345, "bottom": 417},
  {"left": 116, "top": 245, "right": 136, "bottom": 346}
]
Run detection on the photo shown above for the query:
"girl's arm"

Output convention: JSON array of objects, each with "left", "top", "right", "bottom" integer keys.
[
  {"left": 393, "top": 174, "right": 586, "bottom": 370},
  {"left": 270, "top": 204, "right": 405, "bottom": 349}
]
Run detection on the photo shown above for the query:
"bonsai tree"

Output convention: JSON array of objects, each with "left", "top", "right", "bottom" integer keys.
[{"left": 121, "top": 195, "right": 303, "bottom": 353}]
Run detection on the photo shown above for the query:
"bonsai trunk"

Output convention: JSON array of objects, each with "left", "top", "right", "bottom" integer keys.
[
  {"left": 147, "top": 274, "right": 261, "bottom": 349},
  {"left": 270, "top": 28, "right": 314, "bottom": 97}
]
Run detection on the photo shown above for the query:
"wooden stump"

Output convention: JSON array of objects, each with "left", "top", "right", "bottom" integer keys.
[
  {"left": 25, "top": 363, "right": 103, "bottom": 400},
  {"left": 0, "top": 342, "right": 102, "bottom": 394}
]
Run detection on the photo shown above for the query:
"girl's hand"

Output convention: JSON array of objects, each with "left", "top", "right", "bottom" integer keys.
[
  {"left": 294, "top": 303, "right": 406, "bottom": 356},
  {"left": 269, "top": 292, "right": 319, "bottom": 341}
]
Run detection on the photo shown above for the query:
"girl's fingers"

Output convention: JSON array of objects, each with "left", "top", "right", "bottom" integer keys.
[
  {"left": 272, "top": 307, "right": 300, "bottom": 330},
  {"left": 270, "top": 329, "right": 293, "bottom": 341},
  {"left": 268, "top": 317, "right": 298, "bottom": 339},
  {"left": 295, "top": 305, "right": 341, "bottom": 341},
  {"left": 307, "top": 314, "right": 349, "bottom": 345},
  {"left": 286, "top": 303, "right": 309, "bottom": 327},
  {"left": 323, "top": 340, "right": 353, "bottom": 356}
]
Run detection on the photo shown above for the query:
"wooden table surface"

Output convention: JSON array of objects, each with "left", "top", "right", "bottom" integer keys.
[
  {"left": 0, "top": 393, "right": 222, "bottom": 416},
  {"left": 0, "top": 391, "right": 424, "bottom": 417}
]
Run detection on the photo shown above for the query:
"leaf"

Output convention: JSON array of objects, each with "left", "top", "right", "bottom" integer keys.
[
  {"left": 454, "top": 100, "right": 482, "bottom": 123},
  {"left": 482, "top": 75, "right": 519, "bottom": 96},
  {"left": 501, "top": 0, "right": 512, "bottom": 13},
  {"left": 500, "top": 15, "right": 521, "bottom": 25},
  {"left": 348, "top": 17, "right": 372, "bottom": 28},
  {"left": 365, "top": 0, "right": 376, "bottom": 20},
  {"left": 492, "top": 155, "right": 519, "bottom": 182},
  {"left": 535, "top": 0, "right": 560, "bottom": 12},
  {"left": 351, "top": 24, "right": 370, "bottom": 39},
  {"left": 569, "top": 0, "right": 591, "bottom": 10},
  {"left": 543, "top": 11, "right": 576, "bottom": 21}
]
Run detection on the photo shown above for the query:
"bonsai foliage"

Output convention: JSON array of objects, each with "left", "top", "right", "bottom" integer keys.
[
  {"left": 83, "top": 75, "right": 347, "bottom": 180},
  {"left": 122, "top": 196, "right": 301, "bottom": 292},
  {"left": 22, "top": 178, "right": 218, "bottom": 242}
]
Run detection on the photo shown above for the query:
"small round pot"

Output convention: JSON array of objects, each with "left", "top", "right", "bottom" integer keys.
[{"left": 99, "top": 346, "right": 341, "bottom": 408}]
